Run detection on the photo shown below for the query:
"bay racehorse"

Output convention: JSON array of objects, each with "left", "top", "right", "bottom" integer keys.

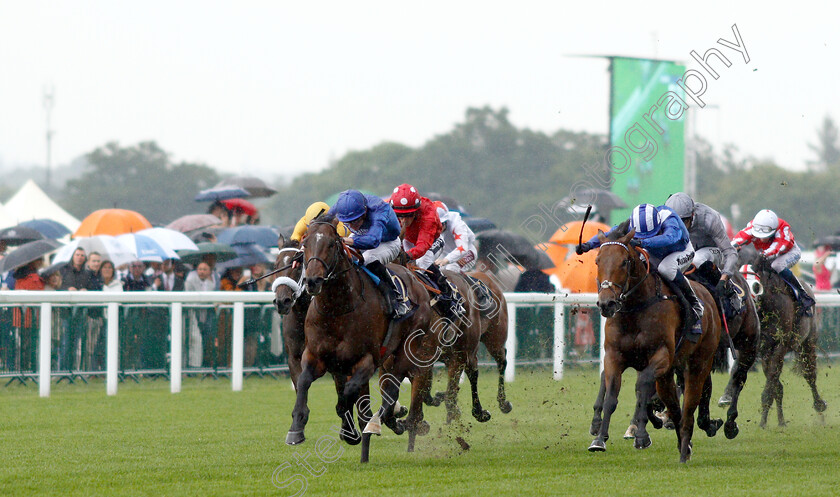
[
  {"left": 749, "top": 256, "right": 827, "bottom": 427},
  {"left": 286, "top": 214, "right": 434, "bottom": 462},
  {"left": 588, "top": 229, "right": 721, "bottom": 463}
]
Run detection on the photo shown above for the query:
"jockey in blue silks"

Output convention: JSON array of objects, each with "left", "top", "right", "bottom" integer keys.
[{"left": 577, "top": 203, "right": 703, "bottom": 341}]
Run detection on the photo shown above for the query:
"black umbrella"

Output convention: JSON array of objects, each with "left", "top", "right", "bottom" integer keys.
[
  {"left": 814, "top": 235, "right": 840, "bottom": 249},
  {"left": 215, "top": 176, "right": 277, "bottom": 198},
  {"left": 476, "top": 229, "right": 547, "bottom": 270},
  {"left": 558, "top": 188, "right": 627, "bottom": 211},
  {"left": 0, "top": 239, "right": 63, "bottom": 274},
  {"left": 177, "top": 242, "right": 237, "bottom": 265},
  {"left": 425, "top": 192, "right": 470, "bottom": 216},
  {"left": 0, "top": 226, "right": 46, "bottom": 246},
  {"left": 216, "top": 243, "right": 271, "bottom": 271},
  {"left": 464, "top": 217, "right": 497, "bottom": 233}
]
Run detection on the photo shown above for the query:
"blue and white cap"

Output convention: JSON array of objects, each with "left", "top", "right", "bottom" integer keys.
[{"left": 629, "top": 203, "right": 662, "bottom": 239}]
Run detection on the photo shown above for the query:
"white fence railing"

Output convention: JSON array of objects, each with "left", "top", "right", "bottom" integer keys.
[{"left": 3, "top": 291, "right": 840, "bottom": 397}]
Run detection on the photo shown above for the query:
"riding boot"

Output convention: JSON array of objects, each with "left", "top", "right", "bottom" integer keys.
[
  {"left": 366, "top": 261, "right": 412, "bottom": 320},
  {"left": 671, "top": 272, "right": 704, "bottom": 342},
  {"left": 696, "top": 261, "right": 721, "bottom": 288},
  {"left": 778, "top": 268, "right": 815, "bottom": 316},
  {"left": 467, "top": 274, "right": 494, "bottom": 310},
  {"left": 427, "top": 264, "right": 466, "bottom": 319}
]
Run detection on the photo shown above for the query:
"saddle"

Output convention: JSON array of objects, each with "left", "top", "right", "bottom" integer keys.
[
  {"left": 410, "top": 267, "right": 465, "bottom": 315},
  {"left": 357, "top": 263, "right": 416, "bottom": 319}
]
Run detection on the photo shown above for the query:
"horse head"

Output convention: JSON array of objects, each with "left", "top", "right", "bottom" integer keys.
[
  {"left": 272, "top": 239, "right": 305, "bottom": 315},
  {"left": 302, "top": 214, "right": 344, "bottom": 296},
  {"left": 594, "top": 229, "right": 639, "bottom": 318}
]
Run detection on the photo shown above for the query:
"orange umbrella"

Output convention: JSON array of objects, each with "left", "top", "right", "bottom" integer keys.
[
  {"left": 74, "top": 209, "right": 153, "bottom": 238},
  {"left": 539, "top": 220, "right": 611, "bottom": 293}
]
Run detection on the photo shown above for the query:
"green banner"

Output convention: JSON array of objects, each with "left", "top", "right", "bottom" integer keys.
[{"left": 609, "top": 58, "right": 686, "bottom": 223}]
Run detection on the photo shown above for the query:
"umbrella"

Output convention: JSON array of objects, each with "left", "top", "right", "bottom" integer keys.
[
  {"left": 217, "top": 225, "right": 280, "bottom": 248},
  {"left": 0, "top": 226, "right": 46, "bottom": 246},
  {"left": 215, "top": 176, "right": 277, "bottom": 198},
  {"left": 216, "top": 243, "right": 271, "bottom": 271},
  {"left": 75, "top": 209, "right": 153, "bottom": 237},
  {"left": 221, "top": 198, "right": 258, "bottom": 217},
  {"left": 464, "top": 218, "right": 496, "bottom": 233},
  {"left": 53, "top": 235, "right": 137, "bottom": 268},
  {"left": 557, "top": 188, "right": 627, "bottom": 211},
  {"left": 19, "top": 219, "right": 72, "bottom": 239},
  {"left": 476, "top": 229, "right": 548, "bottom": 270},
  {"left": 194, "top": 185, "right": 251, "bottom": 202},
  {"left": 425, "top": 192, "right": 470, "bottom": 216},
  {"left": 137, "top": 227, "right": 199, "bottom": 252},
  {"left": 165, "top": 214, "right": 223, "bottom": 233},
  {"left": 0, "top": 239, "right": 63, "bottom": 274},
  {"left": 116, "top": 233, "right": 179, "bottom": 262},
  {"left": 814, "top": 235, "right": 840, "bottom": 250},
  {"left": 177, "top": 242, "right": 237, "bottom": 265}
]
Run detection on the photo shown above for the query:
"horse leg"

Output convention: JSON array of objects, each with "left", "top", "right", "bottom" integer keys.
[
  {"left": 696, "top": 375, "right": 723, "bottom": 437},
  {"left": 332, "top": 375, "right": 361, "bottom": 446},
  {"left": 799, "top": 330, "right": 827, "bottom": 417},
  {"left": 679, "top": 366, "right": 709, "bottom": 463},
  {"left": 722, "top": 342, "right": 757, "bottom": 439},
  {"left": 656, "top": 374, "right": 682, "bottom": 453},
  {"left": 405, "top": 369, "right": 433, "bottom": 453},
  {"left": 286, "top": 350, "right": 326, "bottom": 445},
  {"left": 590, "top": 370, "right": 606, "bottom": 437},
  {"left": 421, "top": 368, "right": 444, "bottom": 407},
  {"left": 589, "top": 365, "right": 622, "bottom": 452},
  {"left": 760, "top": 348, "right": 784, "bottom": 428},
  {"left": 630, "top": 365, "right": 658, "bottom": 450},
  {"left": 444, "top": 359, "right": 465, "bottom": 424},
  {"left": 466, "top": 357, "right": 491, "bottom": 422},
  {"left": 486, "top": 342, "right": 513, "bottom": 413}
]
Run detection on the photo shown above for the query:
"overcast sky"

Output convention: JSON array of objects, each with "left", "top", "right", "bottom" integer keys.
[{"left": 1, "top": 2, "right": 838, "bottom": 180}]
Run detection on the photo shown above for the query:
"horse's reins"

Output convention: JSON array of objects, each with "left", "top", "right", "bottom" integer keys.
[
  {"left": 597, "top": 241, "right": 652, "bottom": 309},
  {"left": 304, "top": 221, "right": 363, "bottom": 316},
  {"left": 237, "top": 249, "right": 303, "bottom": 289},
  {"left": 270, "top": 248, "right": 306, "bottom": 299}
]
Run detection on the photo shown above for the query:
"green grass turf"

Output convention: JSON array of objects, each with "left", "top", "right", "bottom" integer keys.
[{"left": 1, "top": 363, "right": 839, "bottom": 497}]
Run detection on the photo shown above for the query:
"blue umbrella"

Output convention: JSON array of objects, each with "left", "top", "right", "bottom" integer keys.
[
  {"left": 216, "top": 243, "right": 270, "bottom": 270},
  {"left": 194, "top": 185, "right": 251, "bottom": 202},
  {"left": 217, "top": 225, "right": 280, "bottom": 248},
  {"left": 19, "top": 219, "right": 72, "bottom": 239}
]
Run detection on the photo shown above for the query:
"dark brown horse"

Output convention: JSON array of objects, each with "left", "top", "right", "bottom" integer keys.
[
  {"left": 588, "top": 230, "right": 721, "bottom": 463},
  {"left": 749, "top": 256, "right": 826, "bottom": 427},
  {"left": 286, "top": 215, "right": 435, "bottom": 462},
  {"left": 419, "top": 269, "right": 512, "bottom": 423},
  {"left": 691, "top": 267, "right": 762, "bottom": 439}
]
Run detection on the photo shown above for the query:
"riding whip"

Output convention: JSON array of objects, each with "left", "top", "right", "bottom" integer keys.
[{"left": 579, "top": 204, "right": 593, "bottom": 247}]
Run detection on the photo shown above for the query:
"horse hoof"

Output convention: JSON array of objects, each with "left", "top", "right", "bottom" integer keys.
[
  {"left": 623, "top": 424, "right": 636, "bottom": 439},
  {"left": 394, "top": 405, "right": 409, "bottom": 419},
  {"left": 724, "top": 421, "right": 739, "bottom": 439},
  {"left": 446, "top": 410, "right": 461, "bottom": 425},
  {"left": 634, "top": 435, "right": 652, "bottom": 450},
  {"left": 340, "top": 430, "right": 362, "bottom": 446},
  {"left": 393, "top": 419, "right": 406, "bottom": 435},
  {"left": 815, "top": 399, "right": 828, "bottom": 413},
  {"left": 588, "top": 439, "right": 606, "bottom": 452},
  {"left": 285, "top": 430, "right": 305, "bottom": 445},
  {"left": 778, "top": 421, "right": 788, "bottom": 428},
  {"left": 718, "top": 394, "right": 732, "bottom": 407},
  {"left": 663, "top": 418, "right": 676, "bottom": 431},
  {"left": 428, "top": 392, "right": 445, "bottom": 407},
  {"left": 499, "top": 401, "right": 513, "bottom": 414},
  {"left": 759, "top": 421, "right": 767, "bottom": 429},
  {"left": 473, "top": 409, "right": 491, "bottom": 423},
  {"left": 705, "top": 419, "right": 723, "bottom": 437},
  {"left": 416, "top": 420, "right": 430, "bottom": 436}
]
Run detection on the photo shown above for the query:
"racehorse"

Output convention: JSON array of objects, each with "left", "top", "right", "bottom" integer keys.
[
  {"left": 272, "top": 240, "right": 374, "bottom": 446},
  {"left": 420, "top": 269, "right": 513, "bottom": 423},
  {"left": 285, "top": 214, "right": 435, "bottom": 462},
  {"left": 588, "top": 229, "right": 721, "bottom": 463},
  {"left": 749, "top": 256, "right": 827, "bottom": 427},
  {"left": 690, "top": 267, "right": 761, "bottom": 440}
]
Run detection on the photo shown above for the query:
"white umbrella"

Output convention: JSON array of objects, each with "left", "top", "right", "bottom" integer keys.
[
  {"left": 116, "top": 233, "right": 179, "bottom": 263},
  {"left": 137, "top": 227, "right": 199, "bottom": 252},
  {"left": 53, "top": 235, "right": 136, "bottom": 267}
]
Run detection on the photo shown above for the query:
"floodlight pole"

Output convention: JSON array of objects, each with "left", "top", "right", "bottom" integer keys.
[{"left": 43, "top": 85, "right": 55, "bottom": 190}]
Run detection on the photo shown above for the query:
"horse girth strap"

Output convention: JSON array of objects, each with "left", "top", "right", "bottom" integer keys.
[{"left": 617, "top": 277, "right": 676, "bottom": 313}]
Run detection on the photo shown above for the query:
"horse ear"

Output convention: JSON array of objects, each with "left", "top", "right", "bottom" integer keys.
[
  {"left": 597, "top": 229, "right": 606, "bottom": 242},
  {"left": 622, "top": 229, "right": 636, "bottom": 243}
]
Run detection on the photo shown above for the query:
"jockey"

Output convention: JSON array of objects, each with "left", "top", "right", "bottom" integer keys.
[
  {"left": 665, "top": 193, "right": 739, "bottom": 299},
  {"left": 732, "top": 209, "right": 814, "bottom": 316},
  {"left": 433, "top": 201, "right": 477, "bottom": 272},
  {"left": 290, "top": 201, "right": 350, "bottom": 242},
  {"left": 331, "top": 190, "right": 413, "bottom": 319},
  {"left": 576, "top": 203, "right": 704, "bottom": 341},
  {"left": 390, "top": 184, "right": 465, "bottom": 319}
]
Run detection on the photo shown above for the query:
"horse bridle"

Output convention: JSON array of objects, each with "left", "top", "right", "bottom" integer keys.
[
  {"left": 597, "top": 241, "right": 651, "bottom": 308},
  {"left": 303, "top": 221, "right": 351, "bottom": 283},
  {"left": 271, "top": 247, "right": 306, "bottom": 300}
]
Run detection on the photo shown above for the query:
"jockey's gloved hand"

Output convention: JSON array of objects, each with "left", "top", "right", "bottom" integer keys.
[
  {"left": 576, "top": 242, "right": 590, "bottom": 255},
  {"left": 715, "top": 278, "right": 728, "bottom": 295},
  {"left": 629, "top": 239, "right": 642, "bottom": 248}
]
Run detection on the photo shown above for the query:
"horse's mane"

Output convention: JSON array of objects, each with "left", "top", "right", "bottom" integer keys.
[
  {"left": 312, "top": 212, "right": 337, "bottom": 225},
  {"left": 605, "top": 219, "right": 631, "bottom": 241}
]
